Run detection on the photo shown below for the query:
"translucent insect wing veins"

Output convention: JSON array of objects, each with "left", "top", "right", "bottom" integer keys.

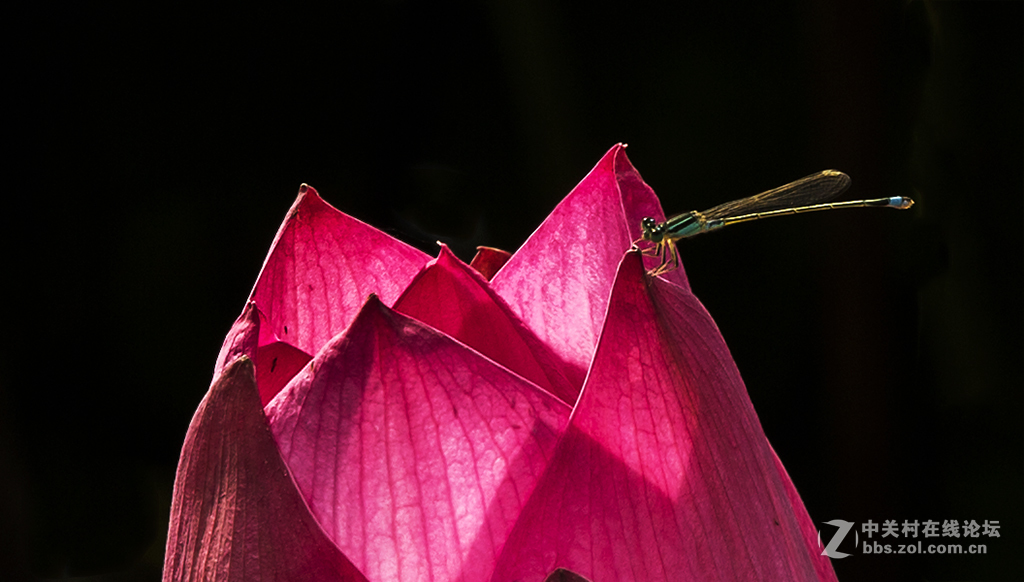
[{"left": 699, "top": 170, "right": 852, "bottom": 220}]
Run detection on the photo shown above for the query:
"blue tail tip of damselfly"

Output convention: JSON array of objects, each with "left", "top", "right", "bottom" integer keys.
[{"left": 889, "top": 196, "right": 914, "bottom": 209}]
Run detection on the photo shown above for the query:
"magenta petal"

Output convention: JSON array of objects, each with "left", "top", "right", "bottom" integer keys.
[
  {"left": 213, "top": 301, "right": 261, "bottom": 379},
  {"left": 164, "top": 356, "right": 366, "bottom": 582},
  {"left": 250, "top": 184, "right": 431, "bottom": 357},
  {"left": 492, "top": 252, "right": 836, "bottom": 582},
  {"left": 255, "top": 341, "right": 313, "bottom": 406},
  {"left": 265, "top": 295, "right": 572, "bottom": 581},
  {"left": 770, "top": 445, "right": 840, "bottom": 582},
  {"left": 469, "top": 246, "right": 512, "bottom": 281},
  {"left": 212, "top": 301, "right": 312, "bottom": 406},
  {"left": 491, "top": 144, "right": 684, "bottom": 381},
  {"left": 394, "top": 245, "right": 579, "bottom": 403}
]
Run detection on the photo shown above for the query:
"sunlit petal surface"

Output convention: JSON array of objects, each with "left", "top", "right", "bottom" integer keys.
[
  {"left": 491, "top": 144, "right": 683, "bottom": 391},
  {"left": 394, "top": 245, "right": 577, "bottom": 404},
  {"left": 250, "top": 184, "right": 431, "bottom": 357},
  {"left": 164, "top": 356, "right": 367, "bottom": 581},
  {"left": 265, "top": 296, "right": 572, "bottom": 581},
  {"left": 491, "top": 253, "right": 837, "bottom": 582}
]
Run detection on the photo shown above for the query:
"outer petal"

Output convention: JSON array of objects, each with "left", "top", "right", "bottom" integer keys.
[
  {"left": 492, "top": 252, "right": 836, "bottom": 582},
  {"left": 164, "top": 356, "right": 366, "bottom": 582},
  {"left": 770, "top": 445, "right": 839, "bottom": 582},
  {"left": 265, "top": 296, "right": 572, "bottom": 582},
  {"left": 213, "top": 301, "right": 262, "bottom": 378},
  {"left": 491, "top": 144, "right": 684, "bottom": 387},
  {"left": 250, "top": 184, "right": 432, "bottom": 357},
  {"left": 394, "top": 245, "right": 578, "bottom": 404}
]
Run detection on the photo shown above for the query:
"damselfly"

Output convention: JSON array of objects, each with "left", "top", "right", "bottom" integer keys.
[{"left": 635, "top": 170, "right": 914, "bottom": 275}]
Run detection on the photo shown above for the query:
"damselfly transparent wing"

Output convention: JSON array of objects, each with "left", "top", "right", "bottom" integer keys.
[{"left": 700, "top": 170, "right": 851, "bottom": 220}]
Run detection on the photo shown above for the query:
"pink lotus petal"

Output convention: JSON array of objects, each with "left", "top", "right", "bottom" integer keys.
[
  {"left": 250, "top": 184, "right": 431, "bottom": 357},
  {"left": 770, "top": 445, "right": 840, "bottom": 582},
  {"left": 164, "top": 356, "right": 367, "bottom": 582},
  {"left": 255, "top": 340, "right": 313, "bottom": 406},
  {"left": 394, "top": 245, "right": 578, "bottom": 403},
  {"left": 492, "top": 252, "right": 836, "bottom": 582},
  {"left": 213, "top": 301, "right": 313, "bottom": 406},
  {"left": 469, "top": 246, "right": 512, "bottom": 281},
  {"left": 213, "top": 301, "right": 261, "bottom": 379},
  {"left": 492, "top": 144, "right": 685, "bottom": 387},
  {"left": 266, "top": 295, "right": 572, "bottom": 582}
]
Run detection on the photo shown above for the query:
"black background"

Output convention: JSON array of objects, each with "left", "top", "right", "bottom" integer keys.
[{"left": 4, "top": 2, "right": 1021, "bottom": 580}]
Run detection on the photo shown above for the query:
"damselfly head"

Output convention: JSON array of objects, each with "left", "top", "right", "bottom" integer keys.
[{"left": 640, "top": 217, "right": 664, "bottom": 243}]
